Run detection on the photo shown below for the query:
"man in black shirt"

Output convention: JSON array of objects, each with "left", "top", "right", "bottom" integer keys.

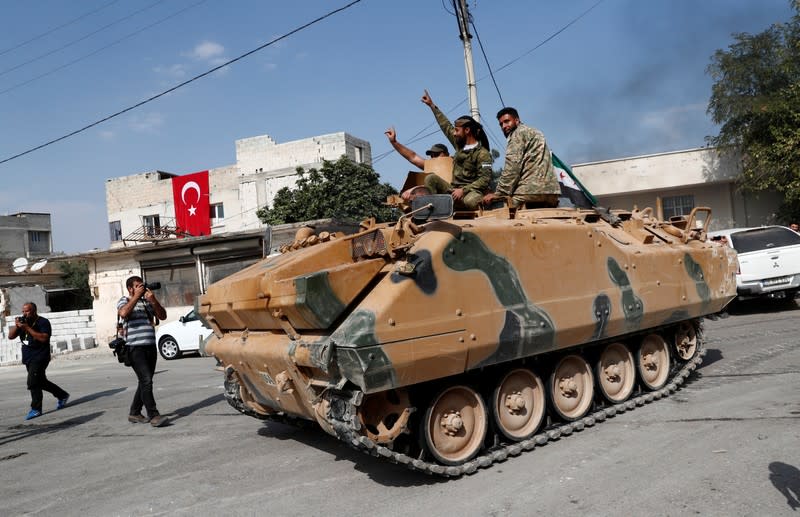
[{"left": 9, "top": 302, "right": 69, "bottom": 420}]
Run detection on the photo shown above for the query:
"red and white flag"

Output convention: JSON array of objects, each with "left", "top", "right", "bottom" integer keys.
[{"left": 171, "top": 170, "right": 210, "bottom": 237}]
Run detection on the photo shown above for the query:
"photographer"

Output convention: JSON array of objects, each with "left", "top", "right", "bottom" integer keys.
[
  {"left": 118, "top": 276, "right": 168, "bottom": 427},
  {"left": 9, "top": 302, "right": 69, "bottom": 420}
]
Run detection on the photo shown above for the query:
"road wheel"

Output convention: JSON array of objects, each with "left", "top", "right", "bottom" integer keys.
[
  {"left": 637, "top": 334, "right": 670, "bottom": 390},
  {"left": 158, "top": 336, "right": 181, "bottom": 360},
  {"left": 674, "top": 321, "right": 698, "bottom": 361},
  {"left": 423, "top": 385, "right": 488, "bottom": 465},
  {"left": 549, "top": 355, "right": 594, "bottom": 421},
  {"left": 492, "top": 368, "right": 546, "bottom": 441},
  {"left": 596, "top": 342, "right": 635, "bottom": 403}
]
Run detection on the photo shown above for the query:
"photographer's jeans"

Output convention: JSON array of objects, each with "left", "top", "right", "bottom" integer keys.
[
  {"left": 128, "top": 345, "right": 160, "bottom": 418},
  {"left": 26, "top": 356, "right": 68, "bottom": 412}
]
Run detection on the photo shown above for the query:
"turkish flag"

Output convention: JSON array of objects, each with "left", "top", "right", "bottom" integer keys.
[{"left": 172, "top": 170, "right": 210, "bottom": 237}]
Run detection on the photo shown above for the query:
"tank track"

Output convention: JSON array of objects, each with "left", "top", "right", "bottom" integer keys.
[{"left": 224, "top": 332, "right": 706, "bottom": 477}]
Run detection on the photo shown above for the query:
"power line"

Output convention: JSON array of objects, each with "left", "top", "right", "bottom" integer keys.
[
  {"left": 469, "top": 19, "right": 504, "bottom": 107},
  {"left": 372, "top": 97, "right": 470, "bottom": 165},
  {"left": 0, "top": 0, "right": 166, "bottom": 79},
  {"left": 0, "top": 0, "right": 364, "bottom": 167},
  {"left": 0, "top": 0, "right": 122, "bottom": 58},
  {"left": 491, "top": 0, "right": 604, "bottom": 75},
  {"left": 373, "top": 1, "right": 604, "bottom": 167},
  {"left": 0, "top": 0, "right": 208, "bottom": 97}
]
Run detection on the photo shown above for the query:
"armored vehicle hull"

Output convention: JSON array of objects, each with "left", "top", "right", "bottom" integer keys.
[{"left": 200, "top": 204, "right": 737, "bottom": 475}]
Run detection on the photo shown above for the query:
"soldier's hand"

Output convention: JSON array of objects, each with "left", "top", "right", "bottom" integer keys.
[
  {"left": 451, "top": 188, "right": 465, "bottom": 201},
  {"left": 384, "top": 127, "right": 396, "bottom": 143},
  {"left": 421, "top": 89, "right": 433, "bottom": 107},
  {"left": 482, "top": 193, "right": 496, "bottom": 206}
]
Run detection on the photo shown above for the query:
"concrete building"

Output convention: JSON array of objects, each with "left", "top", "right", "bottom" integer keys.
[
  {"left": 0, "top": 213, "right": 98, "bottom": 365},
  {"left": 0, "top": 212, "right": 53, "bottom": 259},
  {"left": 105, "top": 132, "right": 371, "bottom": 245},
  {"left": 573, "top": 147, "right": 780, "bottom": 230},
  {"left": 0, "top": 212, "right": 61, "bottom": 315}
]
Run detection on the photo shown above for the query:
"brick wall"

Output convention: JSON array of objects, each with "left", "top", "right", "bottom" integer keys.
[{"left": 0, "top": 309, "right": 96, "bottom": 366}]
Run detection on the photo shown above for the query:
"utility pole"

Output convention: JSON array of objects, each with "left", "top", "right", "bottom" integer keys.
[{"left": 455, "top": 0, "right": 480, "bottom": 123}]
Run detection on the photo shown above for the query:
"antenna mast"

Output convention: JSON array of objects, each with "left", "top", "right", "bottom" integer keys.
[{"left": 455, "top": 0, "right": 480, "bottom": 123}]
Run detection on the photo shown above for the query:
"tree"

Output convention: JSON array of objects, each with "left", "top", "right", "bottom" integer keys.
[
  {"left": 706, "top": 1, "right": 800, "bottom": 222},
  {"left": 256, "top": 156, "right": 398, "bottom": 225},
  {"left": 57, "top": 260, "right": 93, "bottom": 309}
]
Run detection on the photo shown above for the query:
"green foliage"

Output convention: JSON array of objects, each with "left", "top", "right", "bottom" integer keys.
[
  {"left": 706, "top": 2, "right": 800, "bottom": 222},
  {"left": 256, "top": 156, "right": 398, "bottom": 225},
  {"left": 58, "top": 260, "right": 93, "bottom": 309}
]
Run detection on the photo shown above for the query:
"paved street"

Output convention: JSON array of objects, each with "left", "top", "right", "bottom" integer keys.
[{"left": 1, "top": 302, "right": 799, "bottom": 516}]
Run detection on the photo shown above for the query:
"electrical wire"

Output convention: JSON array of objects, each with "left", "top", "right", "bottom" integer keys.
[
  {"left": 0, "top": 0, "right": 364, "bottom": 167},
  {"left": 0, "top": 0, "right": 166, "bottom": 78},
  {"left": 0, "top": 0, "right": 122, "bottom": 58},
  {"left": 0, "top": 0, "right": 208, "bottom": 97},
  {"left": 491, "top": 0, "right": 603, "bottom": 75},
  {"left": 469, "top": 18, "right": 504, "bottom": 107},
  {"left": 441, "top": 0, "right": 456, "bottom": 16},
  {"left": 373, "top": 1, "right": 604, "bottom": 166},
  {"left": 372, "top": 128, "right": 442, "bottom": 164},
  {"left": 372, "top": 97, "right": 469, "bottom": 165}
]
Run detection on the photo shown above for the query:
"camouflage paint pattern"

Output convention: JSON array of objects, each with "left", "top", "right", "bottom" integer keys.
[{"left": 201, "top": 207, "right": 738, "bottom": 419}]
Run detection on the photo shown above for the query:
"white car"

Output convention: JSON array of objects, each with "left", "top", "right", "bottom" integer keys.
[
  {"left": 156, "top": 309, "right": 212, "bottom": 360},
  {"left": 708, "top": 225, "right": 800, "bottom": 301}
]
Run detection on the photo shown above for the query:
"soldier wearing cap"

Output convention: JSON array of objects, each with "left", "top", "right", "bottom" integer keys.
[
  {"left": 425, "top": 143, "right": 449, "bottom": 158},
  {"left": 421, "top": 89, "right": 493, "bottom": 210},
  {"left": 483, "top": 107, "right": 560, "bottom": 209},
  {"left": 384, "top": 127, "right": 449, "bottom": 170}
]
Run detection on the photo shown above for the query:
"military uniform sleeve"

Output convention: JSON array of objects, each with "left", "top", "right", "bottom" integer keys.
[
  {"left": 462, "top": 147, "right": 494, "bottom": 195},
  {"left": 496, "top": 130, "right": 527, "bottom": 197},
  {"left": 432, "top": 105, "right": 457, "bottom": 148}
]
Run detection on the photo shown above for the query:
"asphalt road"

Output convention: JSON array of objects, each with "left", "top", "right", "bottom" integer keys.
[{"left": 1, "top": 302, "right": 799, "bottom": 517}]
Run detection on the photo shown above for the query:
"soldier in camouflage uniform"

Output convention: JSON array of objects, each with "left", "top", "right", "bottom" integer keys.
[
  {"left": 421, "top": 90, "right": 493, "bottom": 210},
  {"left": 483, "top": 107, "right": 560, "bottom": 209}
]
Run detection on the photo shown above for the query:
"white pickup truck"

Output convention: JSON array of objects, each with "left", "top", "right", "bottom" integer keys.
[{"left": 709, "top": 225, "right": 800, "bottom": 301}]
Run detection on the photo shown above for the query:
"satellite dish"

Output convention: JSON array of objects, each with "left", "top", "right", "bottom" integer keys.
[
  {"left": 30, "top": 258, "right": 48, "bottom": 272},
  {"left": 12, "top": 257, "right": 28, "bottom": 273}
]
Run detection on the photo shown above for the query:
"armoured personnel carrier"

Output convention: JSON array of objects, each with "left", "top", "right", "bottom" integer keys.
[{"left": 200, "top": 190, "right": 737, "bottom": 476}]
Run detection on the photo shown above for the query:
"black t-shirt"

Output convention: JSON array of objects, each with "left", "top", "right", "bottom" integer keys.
[{"left": 20, "top": 316, "right": 52, "bottom": 365}]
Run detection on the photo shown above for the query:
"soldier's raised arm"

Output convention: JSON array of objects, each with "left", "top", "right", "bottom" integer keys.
[
  {"left": 422, "top": 89, "right": 456, "bottom": 148},
  {"left": 385, "top": 126, "right": 425, "bottom": 170}
]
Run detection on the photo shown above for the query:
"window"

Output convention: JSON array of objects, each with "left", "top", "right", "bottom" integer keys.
[
  {"left": 730, "top": 227, "right": 800, "bottom": 254},
  {"left": 353, "top": 145, "right": 364, "bottom": 163},
  {"left": 143, "top": 214, "right": 160, "bottom": 237},
  {"left": 27, "top": 231, "right": 50, "bottom": 253},
  {"left": 210, "top": 203, "right": 224, "bottom": 226},
  {"left": 109, "top": 221, "right": 122, "bottom": 242},
  {"left": 662, "top": 195, "right": 695, "bottom": 220},
  {"left": 143, "top": 264, "right": 200, "bottom": 306},
  {"left": 204, "top": 257, "right": 260, "bottom": 287}
]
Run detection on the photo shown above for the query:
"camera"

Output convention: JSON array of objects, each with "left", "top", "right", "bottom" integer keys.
[
  {"left": 16, "top": 315, "right": 27, "bottom": 324},
  {"left": 108, "top": 336, "right": 126, "bottom": 350},
  {"left": 143, "top": 282, "right": 161, "bottom": 290}
]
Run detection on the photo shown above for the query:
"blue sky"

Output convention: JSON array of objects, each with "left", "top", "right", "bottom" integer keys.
[{"left": 0, "top": 0, "right": 793, "bottom": 253}]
